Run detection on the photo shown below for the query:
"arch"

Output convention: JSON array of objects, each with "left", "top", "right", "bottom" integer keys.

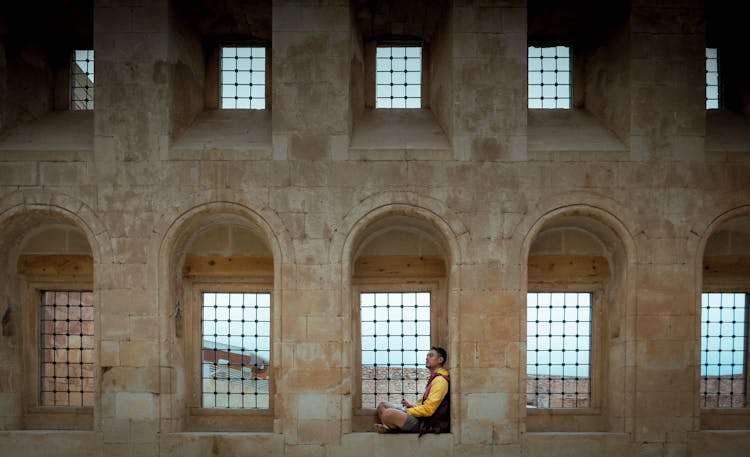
[
  {"left": 0, "top": 190, "right": 113, "bottom": 266},
  {"left": 0, "top": 191, "right": 110, "bottom": 430},
  {"left": 155, "top": 200, "right": 290, "bottom": 432},
  {"left": 695, "top": 204, "right": 750, "bottom": 271},
  {"left": 335, "top": 191, "right": 464, "bottom": 433},
  {"left": 519, "top": 202, "right": 637, "bottom": 433}
]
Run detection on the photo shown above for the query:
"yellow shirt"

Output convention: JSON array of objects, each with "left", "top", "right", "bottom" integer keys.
[{"left": 405, "top": 367, "right": 449, "bottom": 418}]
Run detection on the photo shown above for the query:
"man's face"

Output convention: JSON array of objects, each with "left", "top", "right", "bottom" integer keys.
[{"left": 425, "top": 349, "right": 443, "bottom": 370}]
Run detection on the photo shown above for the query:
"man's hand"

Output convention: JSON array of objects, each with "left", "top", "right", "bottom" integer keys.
[{"left": 401, "top": 399, "right": 414, "bottom": 408}]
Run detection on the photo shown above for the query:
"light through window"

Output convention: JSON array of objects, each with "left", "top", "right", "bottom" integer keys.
[
  {"left": 527, "top": 292, "right": 591, "bottom": 408},
  {"left": 701, "top": 292, "right": 746, "bottom": 408},
  {"left": 706, "top": 48, "right": 719, "bottom": 109},
  {"left": 202, "top": 292, "right": 270, "bottom": 408},
  {"left": 221, "top": 47, "right": 266, "bottom": 109},
  {"left": 528, "top": 46, "right": 571, "bottom": 109},
  {"left": 360, "top": 291, "right": 431, "bottom": 408},
  {"left": 376, "top": 47, "right": 422, "bottom": 108},
  {"left": 40, "top": 291, "right": 95, "bottom": 407},
  {"left": 71, "top": 50, "right": 94, "bottom": 110}
]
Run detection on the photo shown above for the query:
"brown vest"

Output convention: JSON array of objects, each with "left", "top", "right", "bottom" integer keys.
[{"left": 417, "top": 371, "right": 450, "bottom": 435}]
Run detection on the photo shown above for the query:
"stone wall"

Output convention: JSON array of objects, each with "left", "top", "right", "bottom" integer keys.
[{"left": 0, "top": 0, "right": 749, "bottom": 456}]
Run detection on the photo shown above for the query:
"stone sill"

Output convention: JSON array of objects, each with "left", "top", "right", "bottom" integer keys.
[
  {"left": 0, "top": 111, "right": 93, "bottom": 159},
  {"left": 706, "top": 109, "right": 750, "bottom": 153},
  {"left": 349, "top": 109, "right": 452, "bottom": 160},
  {"left": 167, "top": 431, "right": 277, "bottom": 436},
  {"left": 0, "top": 430, "right": 95, "bottom": 435},
  {"left": 169, "top": 109, "right": 272, "bottom": 160},
  {"left": 527, "top": 108, "right": 627, "bottom": 155},
  {"left": 525, "top": 432, "right": 629, "bottom": 437}
]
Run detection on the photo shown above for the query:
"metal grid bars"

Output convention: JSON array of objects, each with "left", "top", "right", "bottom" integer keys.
[
  {"left": 527, "top": 292, "right": 591, "bottom": 408},
  {"left": 221, "top": 47, "right": 266, "bottom": 109},
  {"left": 40, "top": 291, "right": 95, "bottom": 407},
  {"left": 360, "top": 292, "right": 431, "bottom": 409},
  {"left": 706, "top": 48, "right": 720, "bottom": 109},
  {"left": 201, "top": 292, "right": 270, "bottom": 409},
  {"left": 528, "top": 46, "right": 571, "bottom": 109},
  {"left": 376, "top": 46, "right": 422, "bottom": 108},
  {"left": 70, "top": 50, "right": 94, "bottom": 110},
  {"left": 701, "top": 292, "right": 747, "bottom": 408}
]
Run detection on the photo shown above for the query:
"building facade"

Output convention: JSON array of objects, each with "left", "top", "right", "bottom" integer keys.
[{"left": 0, "top": 1, "right": 749, "bottom": 456}]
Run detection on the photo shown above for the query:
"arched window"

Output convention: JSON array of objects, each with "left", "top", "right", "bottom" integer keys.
[{"left": 350, "top": 215, "right": 449, "bottom": 431}]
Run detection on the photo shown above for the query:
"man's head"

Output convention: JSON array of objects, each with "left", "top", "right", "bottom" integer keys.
[{"left": 425, "top": 346, "right": 447, "bottom": 370}]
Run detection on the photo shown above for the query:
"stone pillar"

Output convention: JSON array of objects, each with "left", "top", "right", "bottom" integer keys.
[
  {"left": 629, "top": 2, "right": 704, "bottom": 455},
  {"left": 93, "top": 1, "right": 169, "bottom": 456},
  {"left": 451, "top": 1, "right": 527, "bottom": 162},
  {"left": 272, "top": 0, "right": 352, "bottom": 161}
]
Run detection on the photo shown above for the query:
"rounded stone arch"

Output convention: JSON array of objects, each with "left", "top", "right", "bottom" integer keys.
[
  {"left": 694, "top": 204, "right": 750, "bottom": 275},
  {"left": 154, "top": 200, "right": 291, "bottom": 432},
  {"left": 0, "top": 192, "right": 110, "bottom": 430},
  {"left": 519, "top": 203, "right": 636, "bottom": 433},
  {"left": 334, "top": 191, "right": 466, "bottom": 270},
  {"left": 334, "top": 192, "right": 464, "bottom": 433},
  {"left": 0, "top": 190, "right": 113, "bottom": 266}
]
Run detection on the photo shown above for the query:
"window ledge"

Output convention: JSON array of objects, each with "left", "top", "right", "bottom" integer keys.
[
  {"left": 527, "top": 108, "right": 626, "bottom": 155},
  {"left": 0, "top": 111, "right": 93, "bottom": 160},
  {"left": 350, "top": 109, "right": 451, "bottom": 160},
  {"left": 169, "top": 109, "right": 272, "bottom": 160},
  {"left": 706, "top": 109, "right": 750, "bottom": 153}
]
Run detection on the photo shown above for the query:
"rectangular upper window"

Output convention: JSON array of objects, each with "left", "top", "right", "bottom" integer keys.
[
  {"left": 376, "top": 46, "right": 422, "bottom": 108},
  {"left": 706, "top": 48, "right": 720, "bottom": 110},
  {"left": 701, "top": 292, "right": 747, "bottom": 408},
  {"left": 40, "top": 290, "right": 95, "bottom": 407},
  {"left": 221, "top": 47, "right": 266, "bottom": 109},
  {"left": 527, "top": 292, "right": 591, "bottom": 408},
  {"left": 201, "top": 292, "right": 270, "bottom": 409},
  {"left": 528, "top": 46, "right": 571, "bottom": 109},
  {"left": 360, "top": 291, "right": 431, "bottom": 408},
  {"left": 70, "top": 50, "right": 94, "bottom": 110}
]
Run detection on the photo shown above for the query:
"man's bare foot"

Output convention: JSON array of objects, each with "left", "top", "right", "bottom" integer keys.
[{"left": 373, "top": 423, "right": 391, "bottom": 434}]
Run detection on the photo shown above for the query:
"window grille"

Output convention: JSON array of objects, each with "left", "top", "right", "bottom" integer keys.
[
  {"left": 70, "top": 50, "right": 94, "bottom": 110},
  {"left": 701, "top": 292, "right": 747, "bottom": 408},
  {"left": 40, "top": 291, "right": 95, "bottom": 407},
  {"left": 528, "top": 46, "right": 571, "bottom": 109},
  {"left": 527, "top": 292, "right": 591, "bottom": 408},
  {"left": 376, "top": 46, "right": 422, "bottom": 108},
  {"left": 221, "top": 47, "right": 266, "bottom": 109},
  {"left": 706, "top": 48, "right": 720, "bottom": 109},
  {"left": 360, "top": 292, "right": 431, "bottom": 409},
  {"left": 202, "top": 292, "right": 270, "bottom": 408}
]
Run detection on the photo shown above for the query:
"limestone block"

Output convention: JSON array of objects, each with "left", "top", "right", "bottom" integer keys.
[
  {"left": 297, "top": 418, "right": 341, "bottom": 444},
  {"left": 115, "top": 392, "right": 156, "bottom": 420},
  {"left": 100, "top": 339, "right": 120, "bottom": 366},
  {"left": 524, "top": 432, "right": 633, "bottom": 457},
  {"left": 119, "top": 341, "right": 160, "bottom": 368},
  {"left": 637, "top": 340, "right": 692, "bottom": 370},
  {"left": 466, "top": 393, "right": 515, "bottom": 422},
  {"left": 296, "top": 393, "right": 340, "bottom": 421},
  {"left": 0, "top": 162, "right": 37, "bottom": 185},
  {"left": 461, "top": 368, "right": 518, "bottom": 394},
  {"left": 306, "top": 315, "right": 341, "bottom": 342},
  {"left": 687, "top": 430, "right": 750, "bottom": 457},
  {"left": 102, "top": 417, "right": 130, "bottom": 444},
  {"left": 102, "top": 366, "right": 160, "bottom": 393},
  {"left": 0, "top": 431, "right": 99, "bottom": 457},
  {"left": 39, "top": 162, "right": 88, "bottom": 187},
  {"left": 162, "top": 432, "right": 283, "bottom": 457}
]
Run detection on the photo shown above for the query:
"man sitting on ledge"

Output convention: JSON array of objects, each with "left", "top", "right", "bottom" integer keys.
[{"left": 374, "top": 346, "right": 450, "bottom": 435}]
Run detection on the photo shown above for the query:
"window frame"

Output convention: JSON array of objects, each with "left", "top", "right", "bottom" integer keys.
[
  {"left": 365, "top": 39, "right": 429, "bottom": 109},
  {"left": 525, "top": 282, "right": 607, "bottom": 431},
  {"left": 705, "top": 47, "right": 721, "bottom": 110},
  {"left": 351, "top": 278, "right": 446, "bottom": 432},
  {"left": 699, "top": 286, "right": 750, "bottom": 430},
  {"left": 205, "top": 41, "right": 272, "bottom": 111},
  {"left": 527, "top": 44, "right": 573, "bottom": 110},
  {"left": 184, "top": 279, "right": 274, "bottom": 432},
  {"left": 21, "top": 280, "right": 94, "bottom": 430}
]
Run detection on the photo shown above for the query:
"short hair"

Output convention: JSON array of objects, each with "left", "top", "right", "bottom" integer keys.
[{"left": 431, "top": 346, "right": 447, "bottom": 365}]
